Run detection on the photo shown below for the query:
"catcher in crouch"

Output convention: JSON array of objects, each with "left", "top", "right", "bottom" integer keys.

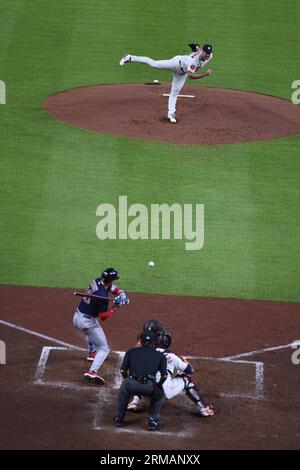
[{"left": 127, "top": 327, "right": 214, "bottom": 417}]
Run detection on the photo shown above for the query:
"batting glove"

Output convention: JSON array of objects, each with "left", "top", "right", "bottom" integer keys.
[{"left": 114, "top": 295, "right": 129, "bottom": 306}]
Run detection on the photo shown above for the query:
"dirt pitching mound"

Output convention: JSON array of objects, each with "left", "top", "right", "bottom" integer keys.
[{"left": 44, "top": 83, "right": 300, "bottom": 145}]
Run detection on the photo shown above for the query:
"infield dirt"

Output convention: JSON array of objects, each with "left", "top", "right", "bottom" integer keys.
[{"left": 1, "top": 285, "right": 300, "bottom": 449}]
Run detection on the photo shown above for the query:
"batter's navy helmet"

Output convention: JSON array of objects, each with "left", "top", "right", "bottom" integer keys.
[{"left": 101, "top": 267, "right": 119, "bottom": 282}]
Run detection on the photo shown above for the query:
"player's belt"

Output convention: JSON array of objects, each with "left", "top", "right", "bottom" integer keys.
[
  {"left": 130, "top": 375, "right": 155, "bottom": 384},
  {"left": 77, "top": 309, "right": 93, "bottom": 319}
]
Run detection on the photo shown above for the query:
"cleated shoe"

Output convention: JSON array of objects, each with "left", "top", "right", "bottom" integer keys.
[
  {"left": 84, "top": 371, "right": 105, "bottom": 385},
  {"left": 119, "top": 53, "right": 132, "bottom": 66}
]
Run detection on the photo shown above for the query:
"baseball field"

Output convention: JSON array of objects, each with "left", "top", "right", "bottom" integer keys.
[{"left": 0, "top": 0, "right": 300, "bottom": 451}]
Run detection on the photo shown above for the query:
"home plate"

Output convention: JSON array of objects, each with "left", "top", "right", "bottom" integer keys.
[{"left": 162, "top": 93, "right": 195, "bottom": 98}]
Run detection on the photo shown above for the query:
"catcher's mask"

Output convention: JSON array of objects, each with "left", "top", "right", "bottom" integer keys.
[
  {"left": 155, "top": 331, "right": 172, "bottom": 349},
  {"left": 101, "top": 267, "right": 119, "bottom": 283},
  {"left": 139, "top": 330, "right": 156, "bottom": 347}
]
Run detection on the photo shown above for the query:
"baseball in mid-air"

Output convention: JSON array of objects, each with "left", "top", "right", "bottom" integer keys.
[{"left": 148, "top": 261, "right": 155, "bottom": 267}]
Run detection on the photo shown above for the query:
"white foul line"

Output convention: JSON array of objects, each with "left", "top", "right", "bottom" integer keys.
[
  {"left": 185, "top": 355, "right": 264, "bottom": 400},
  {"left": 0, "top": 319, "right": 85, "bottom": 351},
  {"left": 219, "top": 342, "right": 294, "bottom": 361},
  {"left": 2, "top": 319, "right": 265, "bottom": 400},
  {"left": 5, "top": 319, "right": 295, "bottom": 403},
  {"left": 1, "top": 319, "right": 292, "bottom": 362}
]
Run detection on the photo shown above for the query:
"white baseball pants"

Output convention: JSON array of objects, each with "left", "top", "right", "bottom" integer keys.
[
  {"left": 162, "top": 374, "right": 186, "bottom": 399},
  {"left": 73, "top": 310, "right": 109, "bottom": 374},
  {"left": 130, "top": 55, "right": 188, "bottom": 116}
]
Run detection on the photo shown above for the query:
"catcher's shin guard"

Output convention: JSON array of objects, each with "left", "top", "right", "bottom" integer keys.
[{"left": 183, "top": 375, "right": 208, "bottom": 408}]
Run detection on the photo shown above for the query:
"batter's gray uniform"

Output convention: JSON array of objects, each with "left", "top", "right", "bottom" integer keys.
[
  {"left": 73, "top": 273, "right": 128, "bottom": 378},
  {"left": 73, "top": 310, "right": 109, "bottom": 373}
]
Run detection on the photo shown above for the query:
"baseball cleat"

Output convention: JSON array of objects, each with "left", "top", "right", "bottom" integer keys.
[
  {"left": 148, "top": 417, "right": 162, "bottom": 431},
  {"left": 168, "top": 113, "right": 177, "bottom": 123},
  {"left": 119, "top": 53, "right": 131, "bottom": 66},
  {"left": 86, "top": 351, "right": 96, "bottom": 362},
  {"left": 84, "top": 371, "right": 105, "bottom": 385},
  {"left": 197, "top": 405, "right": 214, "bottom": 417},
  {"left": 127, "top": 395, "right": 141, "bottom": 411},
  {"left": 113, "top": 416, "right": 124, "bottom": 428}
]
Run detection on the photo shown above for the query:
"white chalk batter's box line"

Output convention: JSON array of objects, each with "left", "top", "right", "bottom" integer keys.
[
  {"left": 94, "top": 352, "right": 265, "bottom": 436},
  {"left": 33, "top": 346, "right": 193, "bottom": 437},
  {"left": 32, "top": 346, "right": 264, "bottom": 437},
  {"left": 112, "top": 351, "right": 264, "bottom": 399},
  {"left": 33, "top": 346, "right": 263, "bottom": 399}
]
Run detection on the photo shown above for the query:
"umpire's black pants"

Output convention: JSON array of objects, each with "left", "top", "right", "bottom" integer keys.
[{"left": 115, "top": 377, "right": 165, "bottom": 421}]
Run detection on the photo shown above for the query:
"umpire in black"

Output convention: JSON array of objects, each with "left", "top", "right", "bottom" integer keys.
[{"left": 114, "top": 330, "right": 167, "bottom": 431}]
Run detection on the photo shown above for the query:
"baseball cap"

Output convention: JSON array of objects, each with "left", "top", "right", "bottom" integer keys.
[{"left": 203, "top": 44, "right": 213, "bottom": 55}]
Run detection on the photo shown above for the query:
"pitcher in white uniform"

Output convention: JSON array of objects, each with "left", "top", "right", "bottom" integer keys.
[{"left": 119, "top": 43, "right": 213, "bottom": 123}]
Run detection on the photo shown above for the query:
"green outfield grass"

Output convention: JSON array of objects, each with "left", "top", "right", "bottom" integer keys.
[{"left": 0, "top": 0, "right": 299, "bottom": 302}]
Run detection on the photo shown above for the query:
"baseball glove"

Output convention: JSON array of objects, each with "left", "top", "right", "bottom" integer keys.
[{"left": 188, "top": 43, "right": 200, "bottom": 52}]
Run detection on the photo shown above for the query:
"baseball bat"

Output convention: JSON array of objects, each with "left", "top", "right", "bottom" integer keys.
[{"left": 73, "top": 291, "right": 115, "bottom": 302}]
